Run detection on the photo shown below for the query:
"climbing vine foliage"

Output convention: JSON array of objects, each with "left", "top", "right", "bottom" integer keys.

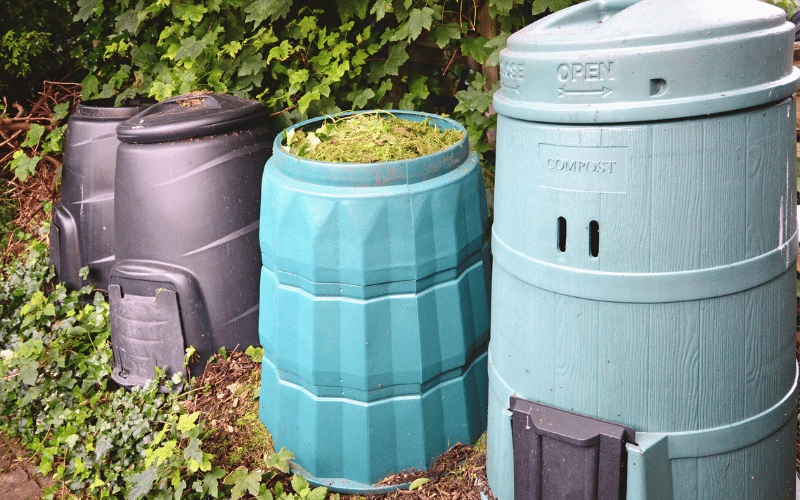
[
  {"left": 0, "top": 237, "right": 330, "bottom": 499},
  {"left": 74, "top": 0, "right": 799, "bottom": 176},
  {"left": 74, "top": 0, "right": 579, "bottom": 176}
]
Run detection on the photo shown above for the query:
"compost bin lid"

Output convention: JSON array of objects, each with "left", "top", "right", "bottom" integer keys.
[
  {"left": 74, "top": 97, "right": 156, "bottom": 121},
  {"left": 116, "top": 92, "right": 268, "bottom": 143},
  {"left": 494, "top": 0, "right": 800, "bottom": 124}
]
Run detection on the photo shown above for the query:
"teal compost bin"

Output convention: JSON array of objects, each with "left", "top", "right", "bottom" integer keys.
[
  {"left": 259, "top": 111, "right": 490, "bottom": 492},
  {"left": 487, "top": 0, "right": 800, "bottom": 499}
]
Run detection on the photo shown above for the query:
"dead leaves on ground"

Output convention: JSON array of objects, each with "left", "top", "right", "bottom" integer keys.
[{"left": 185, "top": 351, "right": 495, "bottom": 500}]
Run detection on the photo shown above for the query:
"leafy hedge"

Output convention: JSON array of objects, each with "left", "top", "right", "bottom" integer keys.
[
  {"left": 71, "top": 0, "right": 585, "bottom": 177},
  {"left": 4, "top": 0, "right": 799, "bottom": 178}
]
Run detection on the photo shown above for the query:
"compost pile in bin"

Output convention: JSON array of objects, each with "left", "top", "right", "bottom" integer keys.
[
  {"left": 283, "top": 112, "right": 464, "bottom": 163},
  {"left": 187, "top": 350, "right": 495, "bottom": 499}
]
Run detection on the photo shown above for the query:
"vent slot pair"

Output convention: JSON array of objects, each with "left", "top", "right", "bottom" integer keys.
[{"left": 557, "top": 218, "right": 599, "bottom": 257}]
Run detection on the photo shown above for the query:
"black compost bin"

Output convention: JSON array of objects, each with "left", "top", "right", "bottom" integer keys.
[
  {"left": 50, "top": 98, "right": 155, "bottom": 291},
  {"left": 109, "top": 93, "right": 271, "bottom": 387}
]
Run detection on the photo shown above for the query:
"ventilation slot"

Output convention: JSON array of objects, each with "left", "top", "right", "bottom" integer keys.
[
  {"left": 650, "top": 78, "right": 667, "bottom": 97},
  {"left": 557, "top": 217, "right": 567, "bottom": 253},
  {"left": 589, "top": 221, "right": 599, "bottom": 257}
]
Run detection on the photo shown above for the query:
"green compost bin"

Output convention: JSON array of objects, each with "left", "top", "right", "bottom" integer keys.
[
  {"left": 486, "top": 0, "right": 800, "bottom": 499},
  {"left": 259, "top": 111, "right": 491, "bottom": 493}
]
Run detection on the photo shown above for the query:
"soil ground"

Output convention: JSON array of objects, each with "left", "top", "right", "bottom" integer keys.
[
  {"left": 186, "top": 351, "right": 496, "bottom": 500},
  {"left": 0, "top": 434, "right": 52, "bottom": 500}
]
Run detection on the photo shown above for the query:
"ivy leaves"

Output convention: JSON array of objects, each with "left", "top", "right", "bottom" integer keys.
[
  {"left": 460, "top": 36, "right": 490, "bottom": 64},
  {"left": 5, "top": 102, "right": 68, "bottom": 182},
  {"left": 531, "top": 0, "right": 576, "bottom": 15},
  {"left": 74, "top": 0, "right": 101, "bottom": 23},
  {"left": 390, "top": 6, "right": 436, "bottom": 40},
  {"left": 72, "top": 0, "right": 581, "bottom": 188},
  {"left": 455, "top": 73, "right": 497, "bottom": 156},
  {"left": 245, "top": 0, "right": 293, "bottom": 25},
  {"left": 763, "top": 0, "right": 799, "bottom": 16},
  {"left": 384, "top": 42, "right": 409, "bottom": 76},
  {"left": 0, "top": 238, "right": 342, "bottom": 500},
  {"left": 75, "top": 0, "right": 512, "bottom": 112},
  {"left": 173, "top": 32, "right": 218, "bottom": 60},
  {"left": 128, "top": 467, "right": 158, "bottom": 500},
  {"left": 428, "top": 24, "right": 461, "bottom": 48}
]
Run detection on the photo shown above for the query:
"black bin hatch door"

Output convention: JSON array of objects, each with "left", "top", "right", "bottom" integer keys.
[{"left": 510, "top": 396, "right": 636, "bottom": 500}]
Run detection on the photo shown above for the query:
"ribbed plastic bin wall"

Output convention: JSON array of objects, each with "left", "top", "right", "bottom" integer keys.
[
  {"left": 109, "top": 93, "right": 271, "bottom": 387},
  {"left": 49, "top": 98, "right": 154, "bottom": 291},
  {"left": 486, "top": 1, "right": 800, "bottom": 499},
  {"left": 258, "top": 111, "right": 491, "bottom": 492}
]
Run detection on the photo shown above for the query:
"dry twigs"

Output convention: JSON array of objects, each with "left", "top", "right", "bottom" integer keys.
[
  {"left": 0, "top": 82, "right": 81, "bottom": 263},
  {"left": 363, "top": 443, "right": 494, "bottom": 500}
]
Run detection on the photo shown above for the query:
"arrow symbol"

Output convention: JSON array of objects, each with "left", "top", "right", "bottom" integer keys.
[{"left": 558, "top": 87, "right": 613, "bottom": 98}]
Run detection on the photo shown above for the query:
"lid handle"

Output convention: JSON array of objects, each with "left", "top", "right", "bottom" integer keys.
[
  {"left": 173, "top": 94, "right": 219, "bottom": 109},
  {"left": 535, "top": 0, "right": 642, "bottom": 30},
  {"left": 131, "top": 94, "right": 221, "bottom": 121}
]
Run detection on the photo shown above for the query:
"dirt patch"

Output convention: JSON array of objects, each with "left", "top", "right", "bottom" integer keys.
[
  {"left": 186, "top": 350, "right": 494, "bottom": 499},
  {"left": 182, "top": 350, "right": 277, "bottom": 472},
  {"left": 360, "top": 442, "right": 494, "bottom": 500},
  {"left": 376, "top": 468, "right": 426, "bottom": 487},
  {"left": 0, "top": 433, "right": 53, "bottom": 499}
]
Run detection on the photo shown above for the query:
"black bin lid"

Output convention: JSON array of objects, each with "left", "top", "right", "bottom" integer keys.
[
  {"left": 116, "top": 92, "right": 268, "bottom": 144},
  {"left": 74, "top": 97, "right": 157, "bottom": 121}
]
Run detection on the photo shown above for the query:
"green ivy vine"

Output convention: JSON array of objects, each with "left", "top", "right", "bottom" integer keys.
[
  {"left": 71, "top": 0, "right": 581, "bottom": 181},
  {"left": 0, "top": 234, "right": 335, "bottom": 499}
]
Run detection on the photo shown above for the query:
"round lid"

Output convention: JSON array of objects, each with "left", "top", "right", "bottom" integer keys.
[
  {"left": 494, "top": 0, "right": 800, "bottom": 123},
  {"left": 73, "top": 97, "right": 156, "bottom": 121},
  {"left": 117, "top": 93, "right": 268, "bottom": 143}
]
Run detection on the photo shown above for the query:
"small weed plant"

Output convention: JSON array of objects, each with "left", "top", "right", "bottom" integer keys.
[{"left": 0, "top": 230, "right": 333, "bottom": 500}]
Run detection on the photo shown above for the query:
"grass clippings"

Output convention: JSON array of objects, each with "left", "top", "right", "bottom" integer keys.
[
  {"left": 283, "top": 112, "right": 464, "bottom": 164},
  {"left": 177, "top": 90, "right": 212, "bottom": 108}
]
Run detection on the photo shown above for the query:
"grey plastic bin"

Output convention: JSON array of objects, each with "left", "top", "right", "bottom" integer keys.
[{"left": 109, "top": 93, "right": 271, "bottom": 387}]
